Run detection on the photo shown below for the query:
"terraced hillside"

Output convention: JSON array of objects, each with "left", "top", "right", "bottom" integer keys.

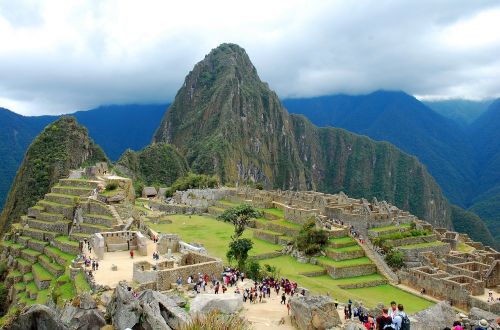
[{"left": 0, "top": 177, "right": 118, "bottom": 322}]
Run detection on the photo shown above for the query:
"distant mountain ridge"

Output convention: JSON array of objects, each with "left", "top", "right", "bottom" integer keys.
[
  {"left": 283, "top": 93, "right": 500, "bottom": 245},
  {"left": 0, "top": 104, "right": 167, "bottom": 207}
]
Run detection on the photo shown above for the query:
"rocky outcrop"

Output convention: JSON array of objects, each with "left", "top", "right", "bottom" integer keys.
[
  {"left": 410, "top": 301, "right": 456, "bottom": 330},
  {"left": 190, "top": 293, "right": 243, "bottom": 315},
  {"left": 289, "top": 295, "right": 341, "bottom": 330},
  {"left": 6, "top": 305, "right": 66, "bottom": 330},
  {"left": 107, "top": 281, "right": 190, "bottom": 330}
]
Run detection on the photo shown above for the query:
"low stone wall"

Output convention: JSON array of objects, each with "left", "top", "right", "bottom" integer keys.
[
  {"left": 207, "top": 207, "right": 224, "bottom": 217},
  {"left": 107, "top": 243, "right": 129, "bottom": 252},
  {"left": 33, "top": 271, "right": 51, "bottom": 290},
  {"left": 325, "top": 248, "right": 365, "bottom": 261},
  {"left": 338, "top": 279, "right": 387, "bottom": 289},
  {"left": 265, "top": 222, "right": 299, "bottom": 236},
  {"left": 133, "top": 262, "right": 159, "bottom": 284},
  {"left": 329, "top": 240, "right": 356, "bottom": 249},
  {"left": 386, "top": 234, "right": 437, "bottom": 248},
  {"left": 84, "top": 200, "right": 110, "bottom": 216},
  {"left": 39, "top": 202, "right": 74, "bottom": 219},
  {"left": 28, "top": 219, "right": 70, "bottom": 234},
  {"left": 398, "top": 243, "right": 451, "bottom": 261},
  {"left": 253, "top": 230, "right": 281, "bottom": 244},
  {"left": 15, "top": 260, "right": 32, "bottom": 274},
  {"left": 299, "top": 269, "right": 327, "bottom": 277},
  {"left": 251, "top": 251, "right": 283, "bottom": 260},
  {"left": 156, "top": 259, "right": 224, "bottom": 290},
  {"left": 44, "top": 246, "right": 70, "bottom": 267},
  {"left": 27, "top": 239, "right": 48, "bottom": 253},
  {"left": 52, "top": 239, "right": 80, "bottom": 255},
  {"left": 20, "top": 250, "right": 40, "bottom": 263},
  {"left": 37, "top": 212, "right": 64, "bottom": 222},
  {"left": 284, "top": 207, "right": 317, "bottom": 225},
  {"left": 82, "top": 214, "right": 114, "bottom": 227},
  {"left": 328, "top": 228, "right": 350, "bottom": 238},
  {"left": 323, "top": 263, "right": 377, "bottom": 279}
]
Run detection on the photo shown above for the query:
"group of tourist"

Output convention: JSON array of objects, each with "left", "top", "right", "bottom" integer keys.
[
  {"left": 343, "top": 300, "right": 409, "bottom": 330},
  {"left": 443, "top": 317, "right": 500, "bottom": 330}
]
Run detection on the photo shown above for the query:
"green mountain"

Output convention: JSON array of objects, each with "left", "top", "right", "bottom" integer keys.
[
  {"left": 153, "top": 43, "right": 452, "bottom": 229},
  {"left": 0, "top": 116, "right": 107, "bottom": 233},
  {"left": 116, "top": 143, "right": 189, "bottom": 187},
  {"left": 423, "top": 99, "right": 492, "bottom": 125}
]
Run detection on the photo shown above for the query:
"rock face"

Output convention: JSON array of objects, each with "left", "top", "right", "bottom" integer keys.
[
  {"left": 107, "top": 281, "right": 190, "bottom": 330},
  {"left": 152, "top": 43, "right": 451, "bottom": 228},
  {"left": 190, "top": 293, "right": 243, "bottom": 315},
  {"left": 0, "top": 116, "right": 108, "bottom": 233},
  {"left": 410, "top": 301, "right": 456, "bottom": 330},
  {"left": 289, "top": 295, "right": 341, "bottom": 330},
  {"left": 6, "top": 305, "right": 66, "bottom": 330}
]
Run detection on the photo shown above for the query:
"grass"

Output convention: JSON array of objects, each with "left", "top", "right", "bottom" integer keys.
[
  {"left": 398, "top": 241, "right": 448, "bottom": 249},
  {"left": 38, "top": 200, "right": 72, "bottom": 208},
  {"left": 15, "top": 257, "right": 31, "bottom": 267},
  {"left": 1, "top": 241, "right": 23, "bottom": 249},
  {"left": 346, "top": 285, "right": 434, "bottom": 314},
  {"left": 55, "top": 236, "right": 80, "bottom": 247},
  {"left": 14, "top": 282, "right": 26, "bottom": 291},
  {"left": 36, "top": 289, "right": 49, "bottom": 304},
  {"left": 54, "top": 185, "right": 93, "bottom": 191},
  {"left": 32, "top": 263, "right": 54, "bottom": 281},
  {"left": 22, "top": 248, "right": 41, "bottom": 257},
  {"left": 258, "top": 255, "right": 324, "bottom": 274},
  {"left": 259, "top": 207, "right": 284, "bottom": 218},
  {"left": 369, "top": 224, "right": 411, "bottom": 232},
  {"left": 84, "top": 213, "right": 114, "bottom": 219},
  {"left": 269, "top": 219, "right": 301, "bottom": 229},
  {"left": 23, "top": 272, "right": 34, "bottom": 282},
  {"left": 39, "top": 255, "right": 64, "bottom": 271},
  {"left": 326, "top": 245, "right": 362, "bottom": 253},
  {"left": 53, "top": 282, "right": 75, "bottom": 306},
  {"left": 45, "top": 246, "right": 76, "bottom": 263},
  {"left": 74, "top": 271, "right": 91, "bottom": 294},
  {"left": 456, "top": 242, "right": 475, "bottom": 253},
  {"left": 329, "top": 236, "right": 356, "bottom": 244},
  {"left": 26, "top": 281, "right": 38, "bottom": 295},
  {"left": 147, "top": 214, "right": 282, "bottom": 262},
  {"left": 317, "top": 256, "right": 373, "bottom": 267}
]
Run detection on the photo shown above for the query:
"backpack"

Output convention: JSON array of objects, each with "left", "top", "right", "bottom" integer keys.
[{"left": 400, "top": 313, "right": 410, "bottom": 330}]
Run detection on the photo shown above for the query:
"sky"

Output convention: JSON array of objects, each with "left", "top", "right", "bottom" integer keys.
[{"left": 1, "top": 0, "right": 500, "bottom": 116}]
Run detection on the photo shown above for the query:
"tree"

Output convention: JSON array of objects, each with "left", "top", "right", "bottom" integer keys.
[
  {"left": 294, "top": 218, "right": 329, "bottom": 256},
  {"left": 385, "top": 249, "right": 405, "bottom": 269},
  {"left": 218, "top": 204, "right": 262, "bottom": 239},
  {"left": 227, "top": 238, "right": 253, "bottom": 270}
]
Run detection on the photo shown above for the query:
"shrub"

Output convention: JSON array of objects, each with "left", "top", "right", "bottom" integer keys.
[
  {"left": 385, "top": 249, "right": 405, "bottom": 269},
  {"left": 105, "top": 182, "right": 118, "bottom": 191},
  {"left": 294, "top": 219, "right": 329, "bottom": 256},
  {"left": 245, "top": 259, "right": 261, "bottom": 280},
  {"left": 165, "top": 173, "right": 219, "bottom": 197}
]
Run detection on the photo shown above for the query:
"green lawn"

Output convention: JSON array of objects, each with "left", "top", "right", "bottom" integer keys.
[
  {"left": 259, "top": 207, "right": 284, "bottom": 218},
  {"left": 369, "top": 224, "right": 411, "bottom": 232},
  {"left": 326, "top": 245, "right": 362, "bottom": 252},
  {"left": 317, "top": 256, "right": 373, "bottom": 267},
  {"left": 32, "top": 263, "right": 54, "bottom": 281},
  {"left": 398, "top": 241, "right": 448, "bottom": 249},
  {"left": 346, "top": 285, "right": 434, "bottom": 314},
  {"left": 74, "top": 271, "right": 92, "bottom": 294},
  {"left": 258, "top": 255, "right": 324, "bottom": 274},
  {"left": 456, "top": 242, "right": 475, "bottom": 253},
  {"left": 147, "top": 214, "right": 282, "bottom": 261},
  {"left": 55, "top": 236, "right": 79, "bottom": 247},
  {"left": 329, "top": 236, "right": 356, "bottom": 244},
  {"left": 271, "top": 219, "right": 301, "bottom": 229}
]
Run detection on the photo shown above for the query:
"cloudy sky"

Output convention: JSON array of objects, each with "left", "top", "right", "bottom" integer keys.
[{"left": 1, "top": 0, "right": 500, "bottom": 115}]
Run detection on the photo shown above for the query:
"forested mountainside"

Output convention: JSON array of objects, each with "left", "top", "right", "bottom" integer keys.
[
  {"left": 152, "top": 43, "right": 453, "bottom": 232},
  {"left": 0, "top": 117, "right": 107, "bottom": 233}
]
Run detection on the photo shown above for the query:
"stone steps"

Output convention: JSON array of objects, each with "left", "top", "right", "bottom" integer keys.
[
  {"left": 317, "top": 256, "right": 377, "bottom": 279},
  {"left": 325, "top": 246, "right": 365, "bottom": 261},
  {"left": 26, "top": 237, "right": 50, "bottom": 253},
  {"left": 73, "top": 222, "right": 110, "bottom": 234},
  {"left": 22, "top": 227, "right": 60, "bottom": 241},
  {"left": 20, "top": 248, "right": 42, "bottom": 263},
  {"left": 264, "top": 221, "right": 300, "bottom": 236},
  {"left": 52, "top": 236, "right": 80, "bottom": 255},
  {"left": 51, "top": 185, "right": 94, "bottom": 196},
  {"left": 44, "top": 193, "right": 77, "bottom": 205},
  {"left": 27, "top": 205, "right": 44, "bottom": 218},
  {"left": 32, "top": 263, "right": 54, "bottom": 290},
  {"left": 58, "top": 178, "right": 101, "bottom": 188},
  {"left": 38, "top": 254, "right": 65, "bottom": 277},
  {"left": 44, "top": 246, "right": 75, "bottom": 267},
  {"left": 27, "top": 218, "right": 71, "bottom": 234},
  {"left": 37, "top": 200, "right": 74, "bottom": 219},
  {"left": 82, "top": 213, "right": 114, "bottom": 227},
  {"left": 36, "top": 211, "right": 65, "bottom": 222},
  {"left": 328, "top": 236, "right": 357, "bottom": 249},
  {"left": 15, "top": 257, "right": 33, "bottom": 274}
]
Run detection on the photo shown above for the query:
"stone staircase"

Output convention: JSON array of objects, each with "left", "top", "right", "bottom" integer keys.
[{"left": 0, "top": 177, "right": 110, "bottom": 308}]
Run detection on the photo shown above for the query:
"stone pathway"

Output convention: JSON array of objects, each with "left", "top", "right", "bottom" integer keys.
[{"left": 358, "top": 240, "right": 399, "bottom": 284}]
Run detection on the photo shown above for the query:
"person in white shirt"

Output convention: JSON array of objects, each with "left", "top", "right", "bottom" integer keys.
[{"left": 389, "top": 301, "right": 398, "bottom": 319}]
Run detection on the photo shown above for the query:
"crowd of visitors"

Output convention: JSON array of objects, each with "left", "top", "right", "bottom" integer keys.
[{"left": 343, "top": 300, "right": 409, "bottom": 330}]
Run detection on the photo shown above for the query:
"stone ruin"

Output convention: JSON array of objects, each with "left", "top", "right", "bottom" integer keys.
[{"left": 91, "top": 230, "right": 148, "bottom": 260}]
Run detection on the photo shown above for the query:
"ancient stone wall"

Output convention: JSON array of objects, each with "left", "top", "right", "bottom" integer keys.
[{"left": 156, "top": 261, "right": 223, "bottom": 290}]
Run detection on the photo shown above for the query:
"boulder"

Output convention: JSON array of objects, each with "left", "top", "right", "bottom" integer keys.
[
  {"left": 468, "top": 307, "right": 498, "bottom": 324},
  {"left": 343, "top": 321, "right": 366, "bottom": 330},
  {"left": 7, "top": 305, "right": 67, "bottom": 330},
  {"left": 290, "top": 295, "right": 341, "bottom": 330},
  {"left": 410, "top": 301, "right": 456, "bottom": 330},
  {"left": 107, "top": 281, "right": 190, "bottom": 330},
  {"left": 190, "top": 294, "right": 243, "bottom": 315},
  {"left": 59, "top": 305, "right": 106, "bottom": 330},
  {"left": 99, "top": 291, "right": 113, "bottom": 307}
]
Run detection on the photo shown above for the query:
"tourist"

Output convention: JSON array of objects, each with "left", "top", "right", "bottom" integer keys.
[
  {"left": 259, "top": 291, "right": 262, "bottom": 302},
  {"left": 281, "top": 292, "right": 286, "bottom": 305},
  {"left": 392, "top": 304, "right": 409, "bottom": 330},
  {"left": 95, "top": 261, "right": 99, "bottom": 270},
  {"left": 348, "top": 299, "right": 352, "bottom": 319},
  {"left": 130, "top": 249, "right": 134, "bottom": 258},
  {"left": 176, "top": 276, "right": 182, "bottom": 286},
  {"left": 452, "top": 321, "right": 464, "bottom": 330},
  {"left": 344, "top": 306, "right": 349, "bottom": 320},
  {"left": 286, "top": 301, "right": 290, "bottom": 315},
  {"left": 420, "top": 287, "right": 426, "bottom": 295},
  {"left": 389, "top": 301, "right": 398, "bottom": 319},
  {"left": 334, "top": 298, "right": 339, "bottom": 309},
  {"left": 364, "top": 314, "right": 375, "bottom": 330},
  {"left": 187, "top": 276, "right": 192, "bottom": 284},
  {"left": 376, "top": 308, "right": 394, "bottom": 330},
  {"left": 214, "top": 282, "right": 219, "bottom": 294},
  {"left": 475, "top": 319, "right": 489, "bottom": 330}
]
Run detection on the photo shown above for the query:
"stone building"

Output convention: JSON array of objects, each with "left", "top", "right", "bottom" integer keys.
[{"left": 92, "top": 231, "right": 148, "bottom": 260}]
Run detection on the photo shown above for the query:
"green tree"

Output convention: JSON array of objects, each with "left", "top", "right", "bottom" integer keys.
[
  {"left": 218, "top": 204, "right": 262, "bottom": 239},
  {"left": 227, "top": 238, "right": 253, "bottom": 270},
  {"left": 294, "top": 218, "right": 329, "bottom": 256},
  {"left": 385, "top": 249, "right": 405, "bottom": 269}
]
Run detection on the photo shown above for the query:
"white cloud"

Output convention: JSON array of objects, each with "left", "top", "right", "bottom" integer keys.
[{"left": 0, "top": 0, "right": 499, "bottom": 115}]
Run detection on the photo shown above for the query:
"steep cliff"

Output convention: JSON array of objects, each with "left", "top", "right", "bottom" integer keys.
[
  {"left": 0, "top": 116, "right": 107, "bottom": 233},
  {"left": 153, "top": 43, "right": 451, "bottom": 228}
]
